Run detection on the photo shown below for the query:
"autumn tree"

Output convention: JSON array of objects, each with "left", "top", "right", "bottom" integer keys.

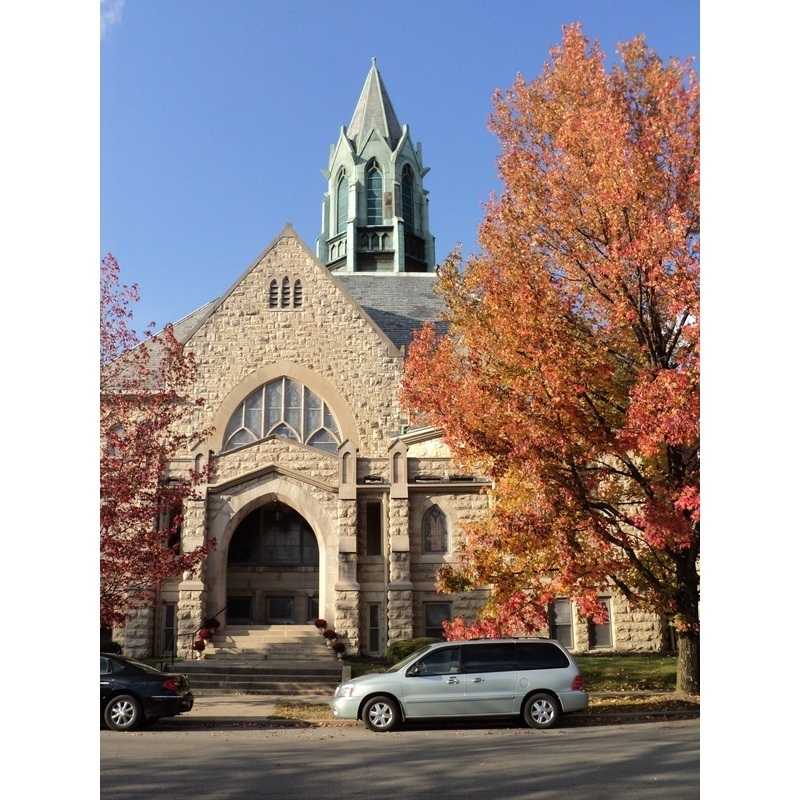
[
  {"left": 402, "top": 25, "right": 699, "bottom": 692},
  {"left": 100, "top": 254, "right": 211, "bottom": 629}
]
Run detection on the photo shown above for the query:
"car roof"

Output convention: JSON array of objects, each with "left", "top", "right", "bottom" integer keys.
[{"left": 428, "top": 637, "right": 563, "bottom": 647}]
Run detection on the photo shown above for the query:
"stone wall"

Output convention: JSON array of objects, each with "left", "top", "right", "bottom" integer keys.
[
  {"left": 357, "top": 458, "right": 389, "bottom": 482},
  {"left": 182, "top": 232, "right": 405, "bottom": 458},
  {"left": 210, "top": 438, "right": 338, "bottom": 487}
]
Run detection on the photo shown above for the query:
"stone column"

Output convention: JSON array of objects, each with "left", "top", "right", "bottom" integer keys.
[
  {"left": 334, "top": 498, "right": 360, "bottom": 653},
  {"left": 387, "top": 497, "right": 413, "bottom": 643},
  {"left": 176, "top": 579, "right": 205, "bottom": 659},
  {"left": 123, "top": 592, "right": 155, "bottom": 658},
  {"left": 175, "top": 495, "right": 207, "bottom": 658}
]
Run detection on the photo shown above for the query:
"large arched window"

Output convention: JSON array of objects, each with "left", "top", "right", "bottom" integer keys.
[
  {"left": 366, "top": 164, "right": 383, "bottom": 225},
  {"left": 336, "top": 171, "right": 348, "bottom": 235},
  {"left": 402, "top": 164, "right": 415, "bottom": 232},
  {"left": 422, "top": 505, "right": 448, "bottom": 554},
  {"left": 222, "top": 377, "right": 341, "bottom": 454}
]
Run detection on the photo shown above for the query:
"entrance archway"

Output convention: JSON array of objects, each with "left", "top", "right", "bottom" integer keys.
[{"left": 226, "top": 502, "right": 320, "bottom": 625}]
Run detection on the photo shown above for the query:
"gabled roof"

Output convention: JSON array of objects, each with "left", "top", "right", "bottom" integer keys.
[
  {"left": 346, "top": 58, "right": 403, "bottom": 151},
  {"left": 176, "top": 225, "right": 405, "bottom": 358},
  {"left": 160, "top": 229, "right": 447, "bottom": 360},
  {"left": 334, "top": 274, "right": 447, "bottom": 350}
]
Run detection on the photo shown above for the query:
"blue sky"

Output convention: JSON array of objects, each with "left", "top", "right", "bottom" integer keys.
[{"left": 101, "top": 0, "right": 698, "bottom": 332}]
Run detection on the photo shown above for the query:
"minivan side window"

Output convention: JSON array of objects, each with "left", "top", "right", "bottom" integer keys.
[
  {"left": 517, "top": 643, "right": 569, "bottom": 670},
  {"left": 460, "top": 643, "right": 517, "bottom": 674},
  {"left": 412, "top": 646, "right": 461, "bottom": 676}
]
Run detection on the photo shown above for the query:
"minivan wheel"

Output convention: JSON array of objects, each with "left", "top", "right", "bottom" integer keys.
[
  {"left": 362, "top": 695, "right": 400, "bottom": 732},
  {"left": 523, "top": 693, "right": 560, "bottom": 730},
  {"left": 104, "top": 695, "right": 141, "bottom": 731}
]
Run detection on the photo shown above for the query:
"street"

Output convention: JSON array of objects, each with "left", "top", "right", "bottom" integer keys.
[{"left": 101, "top": 718, "right": 699, "bottom": 799}]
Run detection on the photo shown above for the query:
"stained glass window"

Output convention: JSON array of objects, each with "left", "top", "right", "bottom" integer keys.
[
  {"left": 402, "top": 164, "right": 415, "bottom": 232},
  {"left": 366, "top": 164, "right": 383, "bottom": 225},
  {"left": 336, "top": 172, "right": 348, "bottom": 234},
  {"left": 422, "top": 505, "right": 448, "bottom": 553},
  {"left": 222, "top": 377, "right": 342, "bottom": 454}
]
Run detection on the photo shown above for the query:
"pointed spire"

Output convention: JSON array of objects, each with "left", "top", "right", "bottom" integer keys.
[{"left": 346, "top": 58, "right": 403, "bottom": 150}]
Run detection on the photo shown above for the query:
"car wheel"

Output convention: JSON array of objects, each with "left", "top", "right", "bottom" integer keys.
[
  {"left": 362, "top": 695, "right": 400, "bottom": 733},
  {"left": 523, "top": 693, "right": 561, "bottom": 730},
  {"left": 104, "top": 695, "right": 142, "bottom": 731}
]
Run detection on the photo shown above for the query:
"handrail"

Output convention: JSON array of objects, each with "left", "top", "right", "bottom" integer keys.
[{"left": 168, "top": 606, "right": 227, "bottom": 668}]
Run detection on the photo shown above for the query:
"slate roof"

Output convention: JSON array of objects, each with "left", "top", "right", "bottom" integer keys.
[
  {"left": 172, "top": 299, "right": 219, "bottom": 344},
  {"left": 334, "top": 274, "right": 447, "bottom": 350},
  {"left": 346, "top": 59, "right": 404, "bottom": 151}
]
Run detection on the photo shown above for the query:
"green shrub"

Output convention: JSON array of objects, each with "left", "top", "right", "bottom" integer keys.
[{"left": 385, "top": 637, "right": 439, "bottom": 664}]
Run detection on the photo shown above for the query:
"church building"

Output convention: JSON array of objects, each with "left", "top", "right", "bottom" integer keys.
[{"left": 120, "top": 61, "right": 668, "bottom": 660}]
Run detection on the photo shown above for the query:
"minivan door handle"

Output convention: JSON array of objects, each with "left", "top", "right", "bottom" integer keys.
[
  {"left": 471, "top": 677, "right": 484, "bottom": 683},
  {"left": 447, "top": 677, "right": 459, "bottom": 685}
]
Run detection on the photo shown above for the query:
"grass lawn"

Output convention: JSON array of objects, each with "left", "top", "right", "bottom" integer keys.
[
  {"left": 575, "top": 653, "right": 677, "bottom": 692},
  {"left": 344, "top": 656, "right": 389, "bottom": 678}
]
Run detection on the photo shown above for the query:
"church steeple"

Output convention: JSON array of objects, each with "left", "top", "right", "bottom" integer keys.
[
  {"left": 316, "top": 60, "right": 436, "bottom": 274},
  {"left": 346, "top": 58, "right": 403, "bottom": 151}
]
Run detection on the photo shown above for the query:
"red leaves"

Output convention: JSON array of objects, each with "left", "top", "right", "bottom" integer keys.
[
  {"left": 100, "top": 254, "right": 212, "bottom": 626},
  {"left": 620, "top": 368, "right": 699, "bottom": 458},
  {"left": 402, "top": 25, "right": 699, "bottom": 637}
]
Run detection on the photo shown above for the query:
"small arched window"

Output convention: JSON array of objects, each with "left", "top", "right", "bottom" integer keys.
[
  {"left": 366, "top": 164, "right": 383, "bottom": 225},
  {"left": 422, "top": 505, "right": 448, "bottom": 554},
  {"left": 293, "top": 279, "right": 303, "bottom": 308},
  {"left": 336, "top": 171, "right": 348, "bottom": 234},
  {"left": 402, "top": 164, "right": 415, "bottom": 232},
  {"left": 268, "top": 279, "right": 279, "bottom": 308},
  {"left": 281, "top": 277, "right": 290, "bottom": 308}
]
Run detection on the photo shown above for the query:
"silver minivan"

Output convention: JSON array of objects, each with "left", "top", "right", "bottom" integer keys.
[{"left": 332, "top": 638, "right": 587, "bottom": 732}]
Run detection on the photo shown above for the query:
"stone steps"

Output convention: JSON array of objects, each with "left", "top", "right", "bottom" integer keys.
[
  {"left": 173, "top": 661, "right": 341, "bottom": 676},
  {"left": 174, "top": 624, "right": 340, "bottom": 695}
]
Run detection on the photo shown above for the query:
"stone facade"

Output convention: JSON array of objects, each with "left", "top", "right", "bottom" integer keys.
[{"left": 120, "top": 62, "right": 667, "bottom": 660}]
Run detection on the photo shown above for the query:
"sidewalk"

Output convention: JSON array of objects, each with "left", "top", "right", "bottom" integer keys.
[{"left": 188, "top": 693, "right": 331, "bottom": 720}]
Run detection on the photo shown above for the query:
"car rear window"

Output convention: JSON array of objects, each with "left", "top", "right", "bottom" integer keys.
[
  {"left": 517, "top": 643, "right": 570, "bottom": 669},
  {"left": 461, "top": 643, "right": 518, "bottom": 673}
]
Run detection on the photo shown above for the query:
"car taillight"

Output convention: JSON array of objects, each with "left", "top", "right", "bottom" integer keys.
[
  {"left": 571, "top": 675, "right": 584, "bottom": 691},
  {"left": 163, "top": 678, "right": 178, "bottom": 692}
]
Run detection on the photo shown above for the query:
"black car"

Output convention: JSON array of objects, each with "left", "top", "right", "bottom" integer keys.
[{"left": 100, "top": 654, "right": 194, "bottom": 731}]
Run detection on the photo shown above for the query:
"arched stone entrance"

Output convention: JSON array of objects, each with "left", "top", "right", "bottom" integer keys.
[
  {"left": 205, "top": 475, "right": 336, "bottom": 634},
  {"left": 226, "top": 502, "right": 320, "bottom": 625}
]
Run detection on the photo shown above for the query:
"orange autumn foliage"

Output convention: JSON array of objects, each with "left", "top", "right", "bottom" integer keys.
[{"left": 402, "top": 25, "right": 699, "bottom": 691}]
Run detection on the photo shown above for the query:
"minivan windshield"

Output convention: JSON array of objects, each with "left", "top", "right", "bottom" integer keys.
[{"left": 386, "top": 645, "right": 434, "bottom": 672}]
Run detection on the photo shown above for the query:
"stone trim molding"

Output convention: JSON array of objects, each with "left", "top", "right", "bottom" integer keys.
[{"left": 207, "top": 463, "right": 338, "bottom": 495}]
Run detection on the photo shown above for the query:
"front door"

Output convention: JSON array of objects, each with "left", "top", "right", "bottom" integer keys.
[
  {"left": 402, "top": 646, "right": 470, "bottom": 718},
  {"left": 266, "top": 596, "right": 294, "bottom": 623},
  {"left": 460, "top": 643, "right": 520, "bottom": 715}
]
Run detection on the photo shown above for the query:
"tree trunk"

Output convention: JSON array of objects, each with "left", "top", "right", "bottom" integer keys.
[{"left": 676, "top": 629, "right": 700, "bottom": 694}]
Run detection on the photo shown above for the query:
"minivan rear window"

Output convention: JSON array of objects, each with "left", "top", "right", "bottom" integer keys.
[{"left": 517, "top": 643, "right": 570, "bottom": 670}]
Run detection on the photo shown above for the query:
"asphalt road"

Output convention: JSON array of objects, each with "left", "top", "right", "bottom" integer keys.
[{"left": 101, "top": 718, "right": 698, "bottom": 799}]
